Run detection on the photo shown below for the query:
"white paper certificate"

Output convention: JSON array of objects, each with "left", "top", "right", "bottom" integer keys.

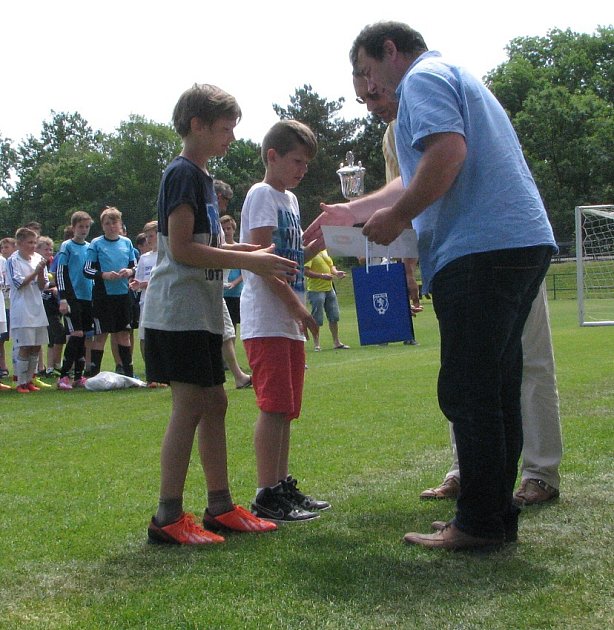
[{"left": 321, "top": 226, "right": 418, "bottom": 258}]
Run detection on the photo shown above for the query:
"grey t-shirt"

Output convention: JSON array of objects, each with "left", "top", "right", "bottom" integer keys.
[{"left": 141, "top": 156, "right": 224, "bottom": 333}]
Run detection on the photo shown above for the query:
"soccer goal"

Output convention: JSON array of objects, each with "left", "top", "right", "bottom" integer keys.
[{"left": 575, "top": 205, "right": 614, "bottom": 326}]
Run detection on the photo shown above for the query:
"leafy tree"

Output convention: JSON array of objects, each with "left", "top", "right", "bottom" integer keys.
[
  {"left": 102, "top": 115, "right": 181, "bottom": 238},
  {"left": 486, "top": 26, "right": 614, "bottom": 241},
  {"left": 351, "top": 114, "right": 388, "bottom": 193},
  {"left": 210, "top": 139, "right": 264, "bottom": 219},
  {"left": 5, "top": 111, "right": 104, "bottom": 238},
  {"left": 0, "top": 113, "right": 180, "bottom": 241},
  {"left": 0, "top": 133, "right": 18, "bottom": 195}
]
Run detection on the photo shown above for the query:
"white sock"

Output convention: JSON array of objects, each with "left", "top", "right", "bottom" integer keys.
[
  {"left": 16, "top": 357, "right": 30, "bottom": 385},
  {"left": 28, "top": 355, "right": 39, "bottom": 382}
]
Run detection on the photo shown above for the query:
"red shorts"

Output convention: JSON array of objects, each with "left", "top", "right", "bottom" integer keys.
[{"left": 244, "top": 337, "right": 305, "bottom": 420}]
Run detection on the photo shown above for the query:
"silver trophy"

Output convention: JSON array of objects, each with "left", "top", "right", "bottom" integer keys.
[{"left": 337, "top": 151, "right": 365, "bottom": 199}]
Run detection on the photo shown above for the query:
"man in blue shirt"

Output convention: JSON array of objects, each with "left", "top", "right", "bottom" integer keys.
[{"left": 306, "top": 21, "right": 557, "bottom": 550}]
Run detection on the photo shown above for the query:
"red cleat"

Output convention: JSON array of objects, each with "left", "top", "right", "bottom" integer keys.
[
  {"left": 204, "top": 505, "right": 278, "bottom": 533},
  {"left": 147, "top": 512, "right": 225, "bottom": 545}
]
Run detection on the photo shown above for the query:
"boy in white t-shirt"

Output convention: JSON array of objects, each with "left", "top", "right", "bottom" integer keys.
[
  {"left": 240, "top": 120, "right": 330, "bottom": 523},
  {"left": 0, "top": 237, "right": 17, "bottom": 381},
  {"left": 6, "top": 227, "right": 50, "bottom": 393},
  {"left": 128, "top": 220, "right": 163, "bottom": 387}
]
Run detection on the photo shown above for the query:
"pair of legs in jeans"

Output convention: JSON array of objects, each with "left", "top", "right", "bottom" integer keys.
[{"left": 432, "top": 245, "right": 552, "bottom": 540}]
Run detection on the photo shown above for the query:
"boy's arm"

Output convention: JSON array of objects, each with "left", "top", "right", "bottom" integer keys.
[
  {"left": 8, "top": 257, "right": 47, "bottom": 290},
  {"left": 168, "top": 205, "right": 297, "bottom": 280},
  {"left": 84, "top": 245, "right": 122, "bottom": 281},
  {"left": 249, "top": 226, "right": 318, "bottom": 337},
  {"left": 118, "top": 241, "right": 137, "bottom": 278}
]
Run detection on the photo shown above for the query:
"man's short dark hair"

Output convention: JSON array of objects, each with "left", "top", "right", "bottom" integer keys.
[{"left": 350, "top": 21, "right": 427, "bottom": 68}]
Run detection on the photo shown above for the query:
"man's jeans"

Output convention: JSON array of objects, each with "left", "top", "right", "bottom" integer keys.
[{"left": 432, "top": 245, "right": 552, "bottom": 539}]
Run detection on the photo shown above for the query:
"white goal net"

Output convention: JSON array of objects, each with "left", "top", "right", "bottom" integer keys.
[{"left": 575, "top": 205, "right": 614, "bottom": 326}]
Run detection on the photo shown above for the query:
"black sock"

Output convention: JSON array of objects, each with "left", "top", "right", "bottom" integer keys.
[
  {"left": 118, "top": 344, "right": 133, "bottom": 378},
  {"left": 74, "top": 337, "right": 86, "bottom": 379},
  {"left": 60, "top": 336, "right": 79, "bottom": 377},
  {"left": 90, "top": 349, "right": 104, "bottom": 376},
  {"left": 206, "top": 489, "right": 233, "bottom": 517},
  {"left": 155, "top": 498, "right": 183, "bottom": 527}
]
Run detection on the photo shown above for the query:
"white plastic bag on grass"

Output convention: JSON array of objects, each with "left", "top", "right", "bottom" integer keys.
[{"left": 84, "top": 371, "right": 146, "bottom": 391}]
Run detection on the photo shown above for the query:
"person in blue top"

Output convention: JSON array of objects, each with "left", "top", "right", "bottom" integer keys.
[
  {"left": 306, "top": 21, "right": 557, "bottom": 550},
  {"left": 56, "top": 211, "right": 94, "bottom": 389},
  {"left": 84, "top": 207, "right": 136, "bottom": 377}
]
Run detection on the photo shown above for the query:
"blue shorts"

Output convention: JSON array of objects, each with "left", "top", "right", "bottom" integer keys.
[{"left": 307, "top": 290, "right": 340, "bottom": 327}]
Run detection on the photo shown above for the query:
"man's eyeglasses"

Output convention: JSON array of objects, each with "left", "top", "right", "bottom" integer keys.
[{"left": 355, "top": 92, "right": 382, "bottom": 105}]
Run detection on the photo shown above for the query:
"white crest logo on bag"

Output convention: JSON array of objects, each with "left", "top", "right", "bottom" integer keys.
[{"left": 373, "top": 293, "right": 389, "bottom": 315}]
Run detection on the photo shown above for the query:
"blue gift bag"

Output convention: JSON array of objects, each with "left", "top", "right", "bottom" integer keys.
[{"left": 352, "top": 261, "right": 413, "bottom": 346}]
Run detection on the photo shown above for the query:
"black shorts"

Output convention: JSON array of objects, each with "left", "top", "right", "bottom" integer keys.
[
  {"left": 64, "top": 299, "right": 94, "bottom": 336},
  {"left": 0, "top": 309, "right": 9, "bottom": 341},
  {"left": 224, "top": 296, "right": 240, "bottom": 326},
  {"left": 93, "top": 294, "right": 132, "bottom": 334},
  {"left": 47, "top": 314, "right": 65, "bottom": 345},
  {"left": 144, "top": 328, "right": 225, "bottom": 387}
]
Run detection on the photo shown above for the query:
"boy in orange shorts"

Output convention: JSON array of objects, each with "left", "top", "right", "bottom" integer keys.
[{"left": 240, "top": 121, "right": 330, "bottom": 522}]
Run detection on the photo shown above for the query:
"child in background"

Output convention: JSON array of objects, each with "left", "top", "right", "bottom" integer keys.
[
  {"left": 56, "top": 211, "right": 94, "bottom": 389},
  {"left": 141, "top": 83, "right": 298, "bottom": 545},
  {"left": 84, "top": 207, "right": 136, "bottom": 377},
  {"left": 129, "top": 220, "right": 163, "bottom": 387},
  {"left": 0, "top": 247, "right": 9, "bottom": 390},
  {"left": 36, "top": 236, "right": 64, "bottom": 377},
  {"left": 0, "top": 237, "right": 17, "bottom": 380},
  {"left": 240, "top": 120, "right": 330, "bottom": 523},
  {"left": 6, "top": 228, "right": 49, "bottom": 393}
]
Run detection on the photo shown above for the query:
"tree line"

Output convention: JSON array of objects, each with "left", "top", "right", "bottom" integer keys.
[{"left": 1, "top": 27, "right": 611, "bottom": 246}]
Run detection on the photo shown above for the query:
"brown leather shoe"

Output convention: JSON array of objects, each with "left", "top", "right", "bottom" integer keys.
[
  {"left": 419, "top": 476, "right": 460, "bottom": 500},
  {"left": 432, "top": 520, "right": 518, "bottom": 543},
  {"left": 403, "top": 522, "right": 504, "bottom": 550},
  {"left": 513, "top": 478, "right": 559, "bottom": 506}
]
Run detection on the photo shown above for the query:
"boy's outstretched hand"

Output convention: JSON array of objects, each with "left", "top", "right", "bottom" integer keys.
[{"left": 248, "top": 244, "right": 298, "bottom": 279}]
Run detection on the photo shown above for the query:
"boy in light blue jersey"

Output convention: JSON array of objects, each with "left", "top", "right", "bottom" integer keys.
[
  {"left": 84, "top": 207, "right": 136, "bottom": 377},
  {"left": 56, "top": 211, "right": 94, "bottom": 389}
]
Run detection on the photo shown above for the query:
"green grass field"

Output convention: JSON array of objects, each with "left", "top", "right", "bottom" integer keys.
[{"left": 1, "top": 291, "right": 613, "bottom": 629}]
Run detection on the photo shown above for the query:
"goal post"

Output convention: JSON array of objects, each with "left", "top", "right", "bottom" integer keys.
[{"left": 575, "top": 205, "right": 614, "bottom": 326}]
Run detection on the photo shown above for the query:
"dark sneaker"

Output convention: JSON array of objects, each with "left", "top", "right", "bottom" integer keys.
[
  {"left": 251, "top": 484, "right": 319, "bottom": 523},
  {"left": 284, "top": 476, "right": 331, "bottom": 511}
]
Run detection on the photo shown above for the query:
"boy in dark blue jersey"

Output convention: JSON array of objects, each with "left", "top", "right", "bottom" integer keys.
[
  {"left": 84, "top": 207, "right": 136, "bottom": 377},
  {"left": 56, "top": 211, "right": 94, "bottom": 389}
]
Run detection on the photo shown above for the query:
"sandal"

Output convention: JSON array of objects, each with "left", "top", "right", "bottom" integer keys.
[{"left": 236, "top": 377, "right": 252, "bottom": 389}]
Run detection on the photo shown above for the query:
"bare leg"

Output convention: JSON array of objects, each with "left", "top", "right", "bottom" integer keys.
[
  {"left": 222, "top": 338, "right": 251, "bottom": 388},
  {"left": 196, "top": 384, "right": 230, "bottom": 492},
  {"left": 329, "top": 321, "right": 342, "bottom": 348},
  {"left": 254, "top": 410, "right": 287, "bottom": 487},
  {"left": 160, "top": 382, "right": 229, "bottom": 499}
]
